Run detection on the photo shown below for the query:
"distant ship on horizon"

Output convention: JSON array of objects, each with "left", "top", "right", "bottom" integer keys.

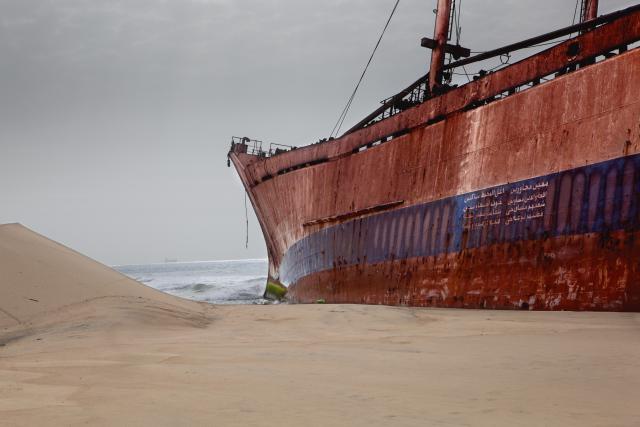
[{"left": 228, "top": 1, "right": 640, "bottom": 311}]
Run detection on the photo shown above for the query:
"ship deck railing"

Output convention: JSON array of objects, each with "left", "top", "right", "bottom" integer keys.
[
  {"left": 346, "top": 4, "right": 640, "bottom": 134},
  {"left": 230, "top": 136, "right": 296, "bottom": 158}
]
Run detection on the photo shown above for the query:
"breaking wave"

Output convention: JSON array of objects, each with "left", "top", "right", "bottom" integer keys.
[{"left": 115, "top": 259, "right": 269, "bottom": 304}]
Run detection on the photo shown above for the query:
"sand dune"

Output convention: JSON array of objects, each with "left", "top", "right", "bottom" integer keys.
[
  {"left": 0, "top": 223, "right": 208, "bottom": 331},
  {"left": 1, "top": 224, "right": 639, "bottom": 426}
]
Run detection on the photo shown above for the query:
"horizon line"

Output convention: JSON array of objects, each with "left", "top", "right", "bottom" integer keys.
[{"left": 111, "top": 258, "right": 268, "bottom": 268}]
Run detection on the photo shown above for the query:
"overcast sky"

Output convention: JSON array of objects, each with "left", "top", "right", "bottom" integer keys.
[{"left": 0, "top": 0, "right": 635, "bottom": 265}]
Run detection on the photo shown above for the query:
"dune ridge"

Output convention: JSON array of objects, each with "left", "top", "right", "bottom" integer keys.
[{"left": 0, "top": 223, "right": 209, "bottom": 333}]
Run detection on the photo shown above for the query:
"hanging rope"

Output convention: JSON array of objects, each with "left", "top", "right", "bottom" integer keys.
[
  {"left": 572, "top": 0, "right": 581, "bottom": 25},
  {"left": 244, "top": 191, "right": 249, "bottom": 249},
  {"left": 329, "top": 0, "right": 401, "bottom": 138},
  {"left": 448, "top": 0, "right": 467, "bottom": 83},
  {"left": 455, "top": 0, "right": 463, "bottom": 42}
]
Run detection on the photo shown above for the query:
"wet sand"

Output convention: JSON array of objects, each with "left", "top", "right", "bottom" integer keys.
[{"left": 1, "top": 224, "right": 639, "bottom": 426}]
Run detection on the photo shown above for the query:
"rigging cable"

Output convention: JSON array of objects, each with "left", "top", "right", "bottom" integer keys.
[
  {"left": 571, "top": 0, "right": 582, "bottom": 38},
  {"left": 450, "top": 0, "right": 472, "bottom": 82},
  {"left": 244, "top": 191, "right": 249, "bottom": 249},
  {"left": 329, "top": 0, "right": 401, "bottom": 138}
]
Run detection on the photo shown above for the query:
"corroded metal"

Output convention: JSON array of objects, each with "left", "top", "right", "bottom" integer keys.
[
  {"left": 282, "top": 156, "right": 640, "bottom": 311},
  {"left": 288, "top": 228, "right": 640, "bottom": 311},
  {"left": 234, "top": 11, "right": 640, "bottom": 187},
  {"left": 303, "top": 200, "right": 404, "bottom": 227},
  {"left": 583, "top": 0, "right": 599, "bottom": 22},
  {"left": 228, "top": 7, "right": 640, "bottom": 311},
  {"left": 349, "top": 5, "right": 638, "bottom": 134},
  {"left": 428, "top": 0, "right": 452, "bottom": 91}
]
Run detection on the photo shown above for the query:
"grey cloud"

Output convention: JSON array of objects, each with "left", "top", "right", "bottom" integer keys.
[{"left": 0, "top": 0, "right": 635, "bottom": 264}]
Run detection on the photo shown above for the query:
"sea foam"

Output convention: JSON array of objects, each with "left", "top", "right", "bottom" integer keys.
[{"left": 115, "top": 259, "right": 268, "bottom": 304}]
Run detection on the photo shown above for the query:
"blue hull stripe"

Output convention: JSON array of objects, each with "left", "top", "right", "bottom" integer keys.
[{"left": 280, "top": 154, "right": 640, "bottom": 285}]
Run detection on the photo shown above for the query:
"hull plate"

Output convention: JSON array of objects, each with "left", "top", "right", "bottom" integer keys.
[{"left": 289, "top": 230, "right": 640, "bottom": 311}]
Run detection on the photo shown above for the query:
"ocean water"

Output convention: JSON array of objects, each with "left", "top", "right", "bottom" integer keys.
[{"left": 115, "top": 259, "right": 269, "bottom": 304}]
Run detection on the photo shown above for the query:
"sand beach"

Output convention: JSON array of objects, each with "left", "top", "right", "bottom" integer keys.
[{"left": 1, "top": 223, "right": 639, "bottom": 426}]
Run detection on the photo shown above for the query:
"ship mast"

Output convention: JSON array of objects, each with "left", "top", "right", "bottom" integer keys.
[
  {"left": 424, "top": 0, "right": 599, "bottom": 93},
  {"left": 428, "top": 0, "right": 452, "bottom": 92},
  {"left": 422, "top": 0, "right": 469, "bottom": 94},
  {"left": 582, "top": 0, "right": 599, "bottom": 22}
]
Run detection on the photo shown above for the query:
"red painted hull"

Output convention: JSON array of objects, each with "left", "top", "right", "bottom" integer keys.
[
  {"left": 288, "top": 231, "right": 640, "bottom": 311},
  {"left": 228, "top": 10, "right": 640, "bottom": 311}
]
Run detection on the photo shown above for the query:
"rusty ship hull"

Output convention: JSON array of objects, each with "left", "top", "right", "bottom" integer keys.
[{"left": 228, "top": 7, "right": 640, "bottom": 311}]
